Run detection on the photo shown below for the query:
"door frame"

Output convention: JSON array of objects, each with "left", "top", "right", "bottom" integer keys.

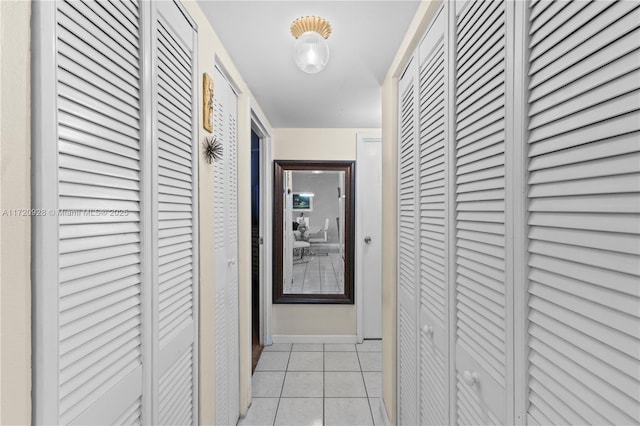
[
  {"left": 356, "top": 132, "right": 382, "bottom": 342},
  {"left": 251, "top": 108, "right": 273, "bottom": 347}
]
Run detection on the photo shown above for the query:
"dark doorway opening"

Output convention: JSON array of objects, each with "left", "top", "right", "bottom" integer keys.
[{"left": 251, "top": 129, "right": 262, "bottom": 373}]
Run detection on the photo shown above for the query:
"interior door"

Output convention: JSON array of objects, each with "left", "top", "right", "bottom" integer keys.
[
  {"left": 453, "top": 0, "right": 512, "bottom": 423},
  {"left": 153, "top": 2, "right": 198, "bottom": 424},
  {"left": 33, "top": 1, "right": 198, "bottom": 424},
  {"left": 33, "top": 1, "right": 146, "bottom": 423},
  {"left": 213, "top": 67, "right": 240, "bottom": 426},
  {"left": 416, "top": 6, "right": 449, "bottom": 425},
  {"left": 526, "top": 1, "right": 640, "bottom": 423},
  {"left": 397, "top": 57, "right": 419, "bottom": 426},
  {"left": 357, "top": 134, "right": 382, "bottom": 339}
]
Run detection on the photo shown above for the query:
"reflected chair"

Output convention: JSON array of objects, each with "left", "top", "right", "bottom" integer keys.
[{"left": 293, "top": 230, "right": 310, "bottom": 262}]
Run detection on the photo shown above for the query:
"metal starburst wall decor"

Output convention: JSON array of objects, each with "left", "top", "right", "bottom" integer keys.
[{"left": 203, "top": 136, "right": 223, "bottom": 164}]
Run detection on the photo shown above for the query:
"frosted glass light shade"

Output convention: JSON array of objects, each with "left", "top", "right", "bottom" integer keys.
[{"left": 293, "top": 31, "right": 330, "bottom": 74}]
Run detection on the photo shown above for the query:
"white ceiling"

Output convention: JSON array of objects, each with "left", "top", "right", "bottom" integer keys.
[{"left": 197, "top": 1, "right": 420, "bottom": 128}]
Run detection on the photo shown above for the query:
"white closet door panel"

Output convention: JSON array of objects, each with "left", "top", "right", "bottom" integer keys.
[
  {"left": 159, "top": 345, "right": 194, "bottom": 426},
  {"left": 398, "top": 305, "right": 418, "bottom": 425},
  {"left": 112, "top": 397, "right": 143, "bottom": 426},
  {"left": 55, "top": 0, "right": 143, "bottom": 423},
  {"left": 454, "top": 0, "right": 508, "bottom": 424},
  {"left": 155, "top": 3, "right": 197, "bottom": 424},
  {"left": 417, "top": 7, "right": 449, "bottom": 425},
  {"left": 527, "top": 0, "right": 640, "bottom": 424},
  {"left": 213, "top": 67, "right": 240, "bottom": 426},
  {"left": 420, "top": 326, "right": 447, "bottom": 426},
  {"left": 227, "top": 89, "right": 240, "bottom": 426},
  {"left": 212, "top": 70, "right": 229, "bottom": 426},
  {"left": 397, "top": 57, "right": 419, "bottom": 426}
]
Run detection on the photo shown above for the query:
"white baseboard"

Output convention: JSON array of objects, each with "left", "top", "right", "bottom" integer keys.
[{"left": 271, "top": 334, "right": 358, "bottom": 344}]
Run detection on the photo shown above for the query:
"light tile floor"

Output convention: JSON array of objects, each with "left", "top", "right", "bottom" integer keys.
[{"left": 240, "top": 340, "right": 383, "bottom": 426}]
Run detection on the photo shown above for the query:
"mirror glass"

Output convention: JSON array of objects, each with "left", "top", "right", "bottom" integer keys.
[{"left": 273, "top": 161, "right": 354, "bottom": 304}]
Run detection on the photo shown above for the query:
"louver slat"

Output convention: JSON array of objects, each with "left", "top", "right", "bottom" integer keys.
[
  {"left": 526, "top": 0, "right": 640, "bottom": 424},
  {"left": 455, "top": 1, "right": 507, "bottom": 424},
  {"left": 56, "top": 1, "right": 143, "bottom": 424}
]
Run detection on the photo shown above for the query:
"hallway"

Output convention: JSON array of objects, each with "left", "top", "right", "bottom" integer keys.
[
  {"left": 2, "top": 0, "right": 638, "bottom": 424},
  {"left": 241, "top": 341, "right": 383, "bottom": 426}
]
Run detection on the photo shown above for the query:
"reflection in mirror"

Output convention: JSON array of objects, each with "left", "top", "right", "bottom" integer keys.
[
  {"left": 284, "top": 170, "right": 345, "bottom": 295},
  {"left": 273, "top": 161, "right": 355, "bottom": 304}
]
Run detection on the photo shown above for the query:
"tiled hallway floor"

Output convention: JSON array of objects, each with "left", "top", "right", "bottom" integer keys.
[{"left": 239, "top": 341, "right": 383, "bottom": 426}]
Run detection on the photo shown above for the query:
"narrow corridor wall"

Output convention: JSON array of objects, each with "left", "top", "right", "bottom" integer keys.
[
  {"left": 0, "top": 1, "right": 31, "bottom": 424},
  {"left": 272, "top": 128, "right": 378, "bottom": 338}
]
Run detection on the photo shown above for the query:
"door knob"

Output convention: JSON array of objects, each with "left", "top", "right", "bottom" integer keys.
[
  {"left": 462, "top": 370, "right": 479, "bottom": 386},
  {"left": 364, "top": 236, "right": 372, "bottom": 244}
]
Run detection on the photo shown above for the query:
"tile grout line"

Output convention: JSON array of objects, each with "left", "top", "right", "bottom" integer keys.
[
  {"left": 253, "top": 344, "right": 380, "bottom": 425},
  {"left": 322, "top": 343, "right": 325, "bottom": 426},
  {"left": 272, "top": 346, "right": 292, "bottom": 426},
  {"left": 357, "top": 346, "right": 376, "bottom": 425}
]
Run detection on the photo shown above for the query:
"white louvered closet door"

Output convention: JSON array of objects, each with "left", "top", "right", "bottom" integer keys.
[
  {"left": 37, "top": 0, "right": 145, "bottom": 423},
  {"left": 397, "top": 57, "right": 419, "bottom": 426},
  {"left": 454, "top": 0, "right": 512, "bottom": 424},
  {"left": 526, "top": 1, "right": 640, "bottom": 424},
  {"left": 154, "top": 2, "right": 198, "bottom": 425},
  {"left": 416, "top": 6, "right": 449, "bottom": 426},
  {"left": 213, "top": 67, "right": 240, "bottom": 426},
  {"left": 34, "top": 1, "right": 198, "bottom": 424},
  {"left": 226, "top": 70, "right": 241, "bottom": 426}
]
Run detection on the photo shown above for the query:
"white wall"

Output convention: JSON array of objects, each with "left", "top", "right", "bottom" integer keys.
[
  {"left": 272, "top": 128, "right": 378, "bottom": 337},
  {"left": 0, "top": 1, "right": 31, "bottom": 424}
]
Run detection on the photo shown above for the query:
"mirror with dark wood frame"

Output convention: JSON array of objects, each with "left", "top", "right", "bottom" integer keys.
[{"left": 273, "top": 160, "right": 355, "bottom": 304}]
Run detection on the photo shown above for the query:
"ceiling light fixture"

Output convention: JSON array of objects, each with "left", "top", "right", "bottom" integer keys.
[{"left": 290, "top": 16, "right": 332, "bottom": 74}]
